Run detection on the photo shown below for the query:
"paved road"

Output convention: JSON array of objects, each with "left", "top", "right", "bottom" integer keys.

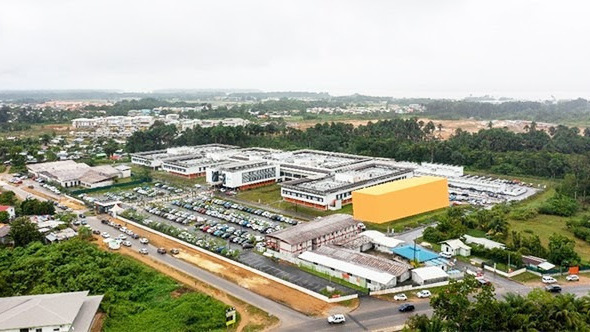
[
  {"left": 0, "top": 180, "right": 47, "bottom": 201},
  {"left": 393, "top": 224, "right": 435, "bottom": 243},
  {"left": 85, "top": 215, "right": 313, "bottom": 328}
]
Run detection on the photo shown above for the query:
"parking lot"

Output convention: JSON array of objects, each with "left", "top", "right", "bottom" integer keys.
[{"left": 239, "top": 250, "right": 357, "bottom": 295}]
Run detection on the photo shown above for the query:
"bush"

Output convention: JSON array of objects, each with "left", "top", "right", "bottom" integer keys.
[
  {"left": 539, "top": 193, "right": 579, "bottom": 217},
  {"left": 509, "top": 207, "right": 538, "bottom": 221},
  {"left": 0, "top": 240, "right": 229, "bottom": 331}
]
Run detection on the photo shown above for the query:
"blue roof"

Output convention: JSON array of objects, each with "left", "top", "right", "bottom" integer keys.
[{"left": 392, "top": 245, "right": 439, "bottom": 263}]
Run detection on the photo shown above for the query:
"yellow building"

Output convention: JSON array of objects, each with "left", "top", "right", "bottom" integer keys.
[{"left": 352, "top": 176, "right": 449, "bottom": 223}]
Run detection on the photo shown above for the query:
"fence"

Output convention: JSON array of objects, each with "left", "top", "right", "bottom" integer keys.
[
  {"left": 526, "top": 264, "right": 590, "bottom": 276},
  {"left": 370, "top": 280, "right": 450, "bottom": 296},
  {"left": 70, "top": 179, "right": 149, "bottom": 195},
  {"left": 483, "top": 266, "right": 527, "bottom": 278},
  {"left": 115, "top": 215, "right": 358, "bottom": 304}
]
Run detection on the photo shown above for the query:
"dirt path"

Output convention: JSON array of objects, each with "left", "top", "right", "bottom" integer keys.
[
  {"left": 114, "top": 217, "right": 358, "bottom": 316},
  {"left": 95, "top": 236, "right": 277, "bottom": 331}
]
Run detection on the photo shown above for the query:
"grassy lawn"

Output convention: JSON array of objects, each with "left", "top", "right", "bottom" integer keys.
[
  {"left": 365, "top": 208, "right": 446, "bottom": 233},
  {"left": 236, "top": 183, "right": 353, "bottom": 218},
  {"left": 466, "top": 228, "right": 488, "bottom": 237},
  {"left": 130, "top": 165, "right": 206, "bottom": 188},
  {"left": 511, "top": 271, "right": 540, "bottom": 283},
  {"left": 379, "top": 284, "right": 450, "bottom": 302}
]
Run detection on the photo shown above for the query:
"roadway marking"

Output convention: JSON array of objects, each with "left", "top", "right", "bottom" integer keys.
[{"left": 346, "top": 313, "right": 368, "bottom": 331}]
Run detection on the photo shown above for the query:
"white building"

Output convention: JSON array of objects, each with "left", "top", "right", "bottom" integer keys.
[
  {"left": 440, "top": 239, "right": 471, "bottom": 257},
  {"left": 0, "top": 291, "right": 103, "bottom": 332},
  {"left": 280, "top": 163, "right": 413, "bottom": 210},
  {"left": 27, "top": 161, "right": 129, "bottom": 188},
  {"left": 265, "top": 214, "right": 360, "bottom": 256},
  {"left": 411, "top": 266, "right": 450, "bottom": 285},
  {"left": 299, "top": 245, "right": 411, "bottom": 291},
  {"left": 462, "top": 234, "right": 506, "bottom": 250},
  {"left": 206, "top": 161, "right": 280, "bottom": 190}
]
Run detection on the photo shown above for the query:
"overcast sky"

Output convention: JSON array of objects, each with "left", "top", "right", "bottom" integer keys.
[{"left": 1, "top": 0, "right": 589, "bottom": 99}]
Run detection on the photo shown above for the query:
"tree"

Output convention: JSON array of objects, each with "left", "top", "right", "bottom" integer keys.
[
  {"left": 0, "top": 191, "right": 17, "bottom": 206},
  {"left": 8, "top": 217, "right": 42, "bottom": 246},
  {"left": 548, "top": 234, "right": 580, "bottom": 267},
  {"left": 0, "top": 211, "right": 9, "bottom": 223},
  {"left": 78, "top": 226, "right": 93, "bottom": 240}
]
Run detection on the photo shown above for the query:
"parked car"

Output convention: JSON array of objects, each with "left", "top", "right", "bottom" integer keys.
[
  {"left": 139, "top": 238, "right": 149, "bottom": 244},
  {"left": 92, "top": 229, "right": 101, "bottom": 235},
  {"left": 393, "top": 293, "right": 407, "bottom": 301},
  {"left": 327, "top": 314, "right": 346, "bottom": 324},
  {"left": 545, "top": 284, "right": 562, "bottom": 293},
  {"left": 170, "top": 248, "right": 180, "bottom": 255},
  {"left": 476, "top": 277, "right": 491, "bottom": 287},
  {"left": 122, "top": 241, "right": 132, "bottom": 247},
  {"left": 566, "top": 275, "right": 580, "bottom": 282},
  {"left": 101, "top": 232, "right": 110, "bottom": 238},
  {"left": 542, "top": 276, "right": 557, "bottom": 284},
  {"left": 417, "top": 290, "right": 432, "bottom": 298},
  {"left": 157, "top": 248, "right": 167, "bottom": 254},
  {"left": 139, "top": 248, "right": 149, "bottom": 255},
  {"left": 439, "top": 252, "right": 453, "bottom": 259},
  {"left": 398, "top": 304, "right": 415, "bottom": 312}
]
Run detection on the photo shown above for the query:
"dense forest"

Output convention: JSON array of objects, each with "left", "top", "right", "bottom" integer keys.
[
  {"left": 423, "top": 98, "right": 590, "bottom": 123},
  {"left": 127, "top": 118, "right": 590, "bottom": 198},
  {"left": 0, "top": 240, "right": 229, "bottom": 331}
]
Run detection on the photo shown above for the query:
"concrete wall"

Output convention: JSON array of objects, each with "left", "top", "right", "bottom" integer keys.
[
  {"left": 116, "top": 216, "right": 358, "bottom": 303},
  {"left": 370, "top": 280, "right": 450, "bottom": 296}
]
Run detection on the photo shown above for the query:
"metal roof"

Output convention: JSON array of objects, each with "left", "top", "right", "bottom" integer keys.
[
  {"left": 0, "top": 291, "right": 102, "bottom": 331},
  {"left": 266, "top": 214, "right": 356, "bottom": 245},
  {"left": 411, "top": 266, "right": 449, "bottom": 280},
  {"left": 354, "top": 176, "right": 447, "bottom": 196},
  {"left": 299, "top": 245, "right": 411, "bottom": 284}
]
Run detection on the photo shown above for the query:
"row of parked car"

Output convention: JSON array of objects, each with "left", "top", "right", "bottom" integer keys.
[
  {"left": 198, "top": 221, "right": 258, "bottom": 249},
  {"left": 172, "top": 198, "right": 285, "bottom": 235},
  {"left": 144, "top": 205, "right": 200, "bottom": 225},
  {"left": 211, "top": 198, "right": 298, "bottom": 225},
  {"left": 154, "top": 182, "right": 184, "bottom": 193}
]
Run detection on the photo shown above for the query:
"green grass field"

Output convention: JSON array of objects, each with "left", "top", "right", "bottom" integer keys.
[
  {"left": 510, "top": 271, "right": 540, "bottom": 283},
  {"left": 236, "top": 184, "right": 352, "bottom": 218}
]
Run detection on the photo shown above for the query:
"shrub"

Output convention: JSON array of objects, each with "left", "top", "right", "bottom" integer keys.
[{"left": 539, "top": 194, "right": 579, "bottom": 217}]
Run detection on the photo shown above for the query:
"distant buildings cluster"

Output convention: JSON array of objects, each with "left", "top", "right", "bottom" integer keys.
[
  {"left": 306, "top": 104, "right": 424, "bottom": 115},
  {"left": 71, "top": 114, "right": 250, "bottom": 138}
]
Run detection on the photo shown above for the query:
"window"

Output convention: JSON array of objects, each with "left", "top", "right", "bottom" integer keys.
[
  {"left": 36, "top": 329, "right": 42, "bottom": 332},
  {"left": 19, "top": 329, "right": 28, "bottom": 332}
]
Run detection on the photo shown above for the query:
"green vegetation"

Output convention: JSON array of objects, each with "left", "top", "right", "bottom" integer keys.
[
  {"left": 0, "top": 240, "right": 230, "bottom": 332},
  {"left": 234, "top": 183, "right": 352, "bottom": 219},
  {"left": 510, "top": 271, "right": 540, "bottom": 283},
  {"left": 407, "top": 276, "right": 590, "bottom": 331},
  {"left": 365, "top": 208, "right": 445, "bottom": 233},
  {"left": 7, "top": 217, "right": 42, "bottom": 247},
  {"left": 298, "top": 264, "right": 368, "bottom": 293}
]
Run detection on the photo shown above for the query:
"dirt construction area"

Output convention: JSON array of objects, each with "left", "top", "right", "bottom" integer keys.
[{"left": 112, "top": 217, "right": 358, "bottom": 316}]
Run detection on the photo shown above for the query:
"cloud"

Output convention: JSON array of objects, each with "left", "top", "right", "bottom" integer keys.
[{"left": 0, "top": 0, "right": 588, "bottom": 99}]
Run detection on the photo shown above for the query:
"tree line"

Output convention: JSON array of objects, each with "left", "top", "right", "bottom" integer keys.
[{"left": 127, "top": 118, "right": 590, "bottom": 185}]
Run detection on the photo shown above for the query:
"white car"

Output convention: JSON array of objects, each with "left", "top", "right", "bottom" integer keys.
[
  {"left": 117, "top": 234, "right": 127, "bottom": 240},
  {"left": 393, "top": 293, "right": 407, "bottom": 301},
  {"left": 139, "top": 238, "right": 149, "bottom": 244},
  {"left": 439, "top": 252, "right": 453, "bottom": 259},
  {"left": 139, "top": 248, "right": 149, "bottom": 255},
  {"left": 566, "top": 275, "right": 580, "bottom": 282},
  {"left": 417, "top": 290, "right": 432, "bottom": 298},
  {"left": 327, "top": 314, "right": 346, "bottom": 324},
  {"left": 122, "top": 241, "right": 132, "bottom": 247},
  {"left": 542, "top": 276, "right": 557, "bottom": 284},
  {"left": 101, "top": 232, "right": 110, "bottom": 238}
]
